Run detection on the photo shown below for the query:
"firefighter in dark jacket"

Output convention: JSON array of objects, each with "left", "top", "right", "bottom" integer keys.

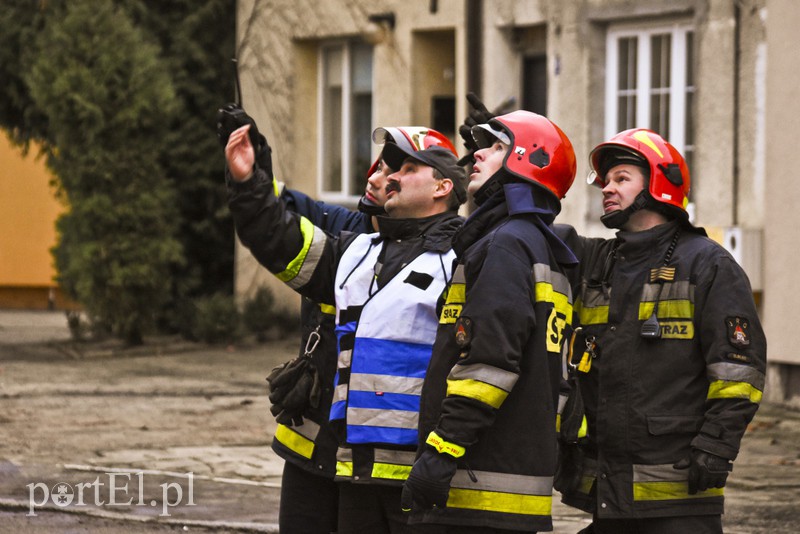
[
  {"left": 400, "top": 110, "right": 578, "bottom": 533},
  {"left": 224, "top": 122, "right": 466, "bottom": 534},
  {"left": 556, "top": 129, "right": 767, "bottom": 534},
  {"left": 267, "top": 127, "right": 458, "bottom": 534}
]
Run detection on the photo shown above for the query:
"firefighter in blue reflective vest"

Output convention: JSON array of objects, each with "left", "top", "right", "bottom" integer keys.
[
  {"left": 401, "top": 110, "right": 579, "bottom": 533},
  {"left": 555, "top": 129, "right": 767, "bottom": 534},
  {"left": 224, "top": 122, "right": 466, "bottom": 534}
]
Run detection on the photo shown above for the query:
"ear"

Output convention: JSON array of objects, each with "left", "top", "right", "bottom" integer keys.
[{"left": 433, "top": 178, "right": 454, "bottom": 200}]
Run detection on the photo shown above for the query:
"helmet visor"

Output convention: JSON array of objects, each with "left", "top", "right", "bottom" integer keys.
[{"left": 471, "top": 123, "right": 511, "bottom": 149}]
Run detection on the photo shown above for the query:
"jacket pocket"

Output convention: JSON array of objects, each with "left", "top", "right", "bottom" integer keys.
[{"left": 646, "top": 414, "right": 704, "bottom": 436}]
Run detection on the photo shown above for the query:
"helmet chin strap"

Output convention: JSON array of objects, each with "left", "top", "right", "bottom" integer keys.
[
  {"left": 600, "top": 191, "right": 650, "bottom": 229},
  {"left": 473, "top": 170, "right": 513, "bottom": 206},
  {"left": 357, "top": 195, "right": 387, "bottom": 216}
]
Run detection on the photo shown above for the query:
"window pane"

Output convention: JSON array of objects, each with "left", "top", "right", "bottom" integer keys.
[
  {"left": 649, "top": 34, "right": 671, "bottom": 137},
  {"left": 617, "top": 94, "right": 636, "bottom": 130},
  {"left": 350, "top": 43, "right": 373, "bottom": 195},
  {"left": 617, "top": 37, "right": 637, "bottom": 90},
  {"left": 323, "top": 47, "right": 343, "bottom": 192}
]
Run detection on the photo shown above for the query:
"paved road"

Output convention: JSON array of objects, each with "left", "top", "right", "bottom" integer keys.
[{"left": 0, "top": 311, "right": 798, "bottom": 532}]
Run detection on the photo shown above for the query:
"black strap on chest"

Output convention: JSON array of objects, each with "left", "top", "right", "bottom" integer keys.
[{"left": 640, "top": 228, "right": 682, "bottom": 339}]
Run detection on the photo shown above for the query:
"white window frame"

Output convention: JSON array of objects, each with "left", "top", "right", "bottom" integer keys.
[
  {"left": 605, "top": 21, "right": 693, "bottom": 155},
  {"left": 316, "top": 41, "right": 373, "bottom": 203}
]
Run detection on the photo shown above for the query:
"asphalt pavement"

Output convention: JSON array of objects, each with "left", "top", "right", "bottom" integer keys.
[{"left": 0, "top": 310, "right": 798, "bottom": 533}]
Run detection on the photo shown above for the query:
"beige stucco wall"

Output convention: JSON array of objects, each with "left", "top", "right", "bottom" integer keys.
[
  {"left": 763, "top": 0, "right": 800, "bottom": 367},
  {"left": 234, "top": 0, "right": 797, "bottom": 395}
]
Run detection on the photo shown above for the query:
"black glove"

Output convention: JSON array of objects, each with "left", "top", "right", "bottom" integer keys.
[
  {"left": 457, "top": 92, "right": 496, "bottom": 166},
  {"left": 266, "top": 356, "right": 320, "bottom": 426},
  {"left": 673, "top": 449, "right": 733, "bottom": 494},
  {"left": 401, "top": 448, "right": 458, "bottom": 512},
  {"left": 216, "top": 103, "right": 273, "bottom": 177},
  {"left": 554, "top": 442, "right": 586, "bottom": 494}
]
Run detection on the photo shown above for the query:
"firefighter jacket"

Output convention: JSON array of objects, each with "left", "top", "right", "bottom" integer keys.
[
  {"left": 227, "top": 167, "right": 462, "bottom": 487},
  {"left": 271, "top": 186, "right": 373, "bottom": 479},
  {"left": 412, "top": 183, "right": 577, "bottom": 532},
  {"left": 556, "top": 219, "right": 767, "bottom": 519}
]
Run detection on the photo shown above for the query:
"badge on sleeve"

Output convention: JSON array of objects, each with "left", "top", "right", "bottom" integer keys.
[
  {"left": 726, "top": 316, "right": 751, "bottom": 347},
  {"left": 454, "top": 316, "right": 473, "bottom": 348}
]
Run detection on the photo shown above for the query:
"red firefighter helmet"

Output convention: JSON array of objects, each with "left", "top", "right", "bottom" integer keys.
[
  {"left": 367, "top": 126, "right": 457, "bottom": 176},
  {"left": 473, "top": 110, "right": 576, "bottom": 199},
  {"left": 588, "top": 128, "right": 691, "bottom": 215}
]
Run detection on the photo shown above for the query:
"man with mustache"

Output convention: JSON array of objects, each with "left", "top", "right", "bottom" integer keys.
[{"left": 225, "top": 122, "right": 466, "bottom": 533}]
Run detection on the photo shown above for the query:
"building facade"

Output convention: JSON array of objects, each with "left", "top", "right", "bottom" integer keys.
[
  {"left": 0, "top": 133, "right": 67, "bottom": 310},
  {"left": 233, "top": 0, "right": 799, "bottom": 401}
]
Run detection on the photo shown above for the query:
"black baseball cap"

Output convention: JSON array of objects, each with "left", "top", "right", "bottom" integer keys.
[{"left": 381, "top": 143, "right": 467, "bottom": 204}]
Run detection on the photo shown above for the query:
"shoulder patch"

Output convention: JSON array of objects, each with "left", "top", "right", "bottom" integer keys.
[
  {"left": 726, "top": 316, "right": 751, "bottom": 347},
  {"left": 454, "top": 316, "right": 474, "bottom": 348}
]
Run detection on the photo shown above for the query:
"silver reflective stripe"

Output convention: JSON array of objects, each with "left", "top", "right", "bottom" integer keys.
[
  {"left": 349, "top": 373, "right": 424, "bottom": 396},
  {"left": 374, "top": 449, "right": 417, "bottom": 466},
  {"left": 451, "top": 264, "right": 466, "bottom": 284},
  {"left": 288, "top": 419, "right": 321, "bottom": 441},
  {"left": 451, "top": 469, "right": 553, "bottom": 495},
  {"left": 558, "top": 393, "right": 568, "bottom": 415},
  {"left": 332, "top": 383, "right": 348, "bottom": 404},
  {"left": 581, "top": 286, "right": 609, "bottom": 308},
  {"left": 286, "top": 224, "right": 327, "bottom": 290},
  {"left": 708, "top": 362, "right": 765, "bottom": 390},
  {"left": 336, "top": 447, "right": 353, "bottom": 463},
  {"left": 641, "top": 280, "right": 694, "bottom": 302},
  {"left": 633, "top": 463, "right": 686, "bottom": 483},
  {"left": 347, "top": 407, "right": 419, "bottom": 429},
  {"left": 448, "top": 362, "right": 518, "bottom": 391},
  {"left": 338, "top": 349, "right": 352, "bottom": 369},
  {"left": 533, "top": 263, "right": 572, "bottom": 295}
]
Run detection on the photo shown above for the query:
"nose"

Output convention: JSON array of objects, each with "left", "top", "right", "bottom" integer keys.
[
  {"left": 601, "top": 180, "right": 615, "bottom": 196},
  {"left": 473, "top": 147, "right": 488, "bottom": 162}
]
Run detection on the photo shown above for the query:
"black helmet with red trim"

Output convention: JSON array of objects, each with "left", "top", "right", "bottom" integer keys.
[
  {"left": 358, "top": 127, "right": 457, "bottom": 215},
  {"left": 588, "top": 128, "right": 690, "bottom": 228},
  {"left": 471, "top": 110, "right": 576, "bottom": 204}
]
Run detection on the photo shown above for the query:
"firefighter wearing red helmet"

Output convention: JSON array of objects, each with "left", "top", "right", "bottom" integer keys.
[
  {"left": 402, "top": 110, "right": 578, "bottom": 533},
  {"left": 555, "top": 129, "right": 767, "bottom": 534}
]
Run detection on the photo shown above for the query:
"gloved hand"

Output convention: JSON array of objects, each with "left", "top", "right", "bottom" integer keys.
[
  {"left": 266, "top": 356, "right": 320, "bottom": 426},
  {"left": 673, "top": 449, "right": 733, "bottom": 494},
  {"left": 554, "top": 442, "right": 586, "bottom": 494},
  {"left": 457, "top": 92, "right": 495, "bottom": 166},
  {"left": 401, "top": 448, "right": 457, "bottom": 512},
  {"left": 217, "top": 103, "right": 273, "bottom": 177}
]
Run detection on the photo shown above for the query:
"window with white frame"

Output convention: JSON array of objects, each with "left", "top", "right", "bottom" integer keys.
[
  {"left": 605, "top": 22, "right": 695, "bottom": 173},
  {"left": 318, "top": 41, "right": 373, "bottom": 202}
]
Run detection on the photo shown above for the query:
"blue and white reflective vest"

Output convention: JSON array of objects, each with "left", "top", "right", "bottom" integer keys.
[{"left": 330, "top": 232, "right": 456, "bottom": 447}]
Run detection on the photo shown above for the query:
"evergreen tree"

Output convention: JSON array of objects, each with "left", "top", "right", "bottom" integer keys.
[{"left": 26, "top": 0, "right": 184, "bottom": 344}]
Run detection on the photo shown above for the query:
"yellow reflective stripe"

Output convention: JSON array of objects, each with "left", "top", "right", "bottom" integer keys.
[
  {"left": 578, "top": 474, "right": 594, "bottom": 495},
  {"left": 535, "top": 281, "right": 573, "bottom": 323},
  {"left": 336, "top": 461, "right": 353, "bottom": 477},
  {"left": 638, "top": 299, "right": 694, "bottom": 320},
  {"left": 426, "top": 431, "right": 465, "bottom": 458},
  {"left": 578, "top": 415, "right": 588, "bottom": 438},
  {"left": 372, "top": 462, "right": 412, "bottom": 481},
  {"left": 276, "top": 217, "right": 321, "bottom": 286},
  {"left": 447, "top": 378, "right": 508, "bottom": 409},
  {"left": 274, "top": 424, "right": 315, "bottom": 459},
  {"left": 708, "top": 380, "right": 763, "bottom": 403},
  {"left": 447, "top": 488, "right": 551, "bottom": 516},
  {"left": 633, "top": 481, "right": 724, "bottom": 501},
  {"left": 576, "top": 302, "right": 609, "bottom": 325},
  {"left": 319, "top": 303, "right": 336, "bottom": 315},
  {"left": 555, "top": 413, "right": 561, "bottom": 432},
  {"left": 273, "top": 179, "right": 285, "bottom": 197},
  {"left": 446, "top": 283, "right": 465, "bottom": 304}
]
